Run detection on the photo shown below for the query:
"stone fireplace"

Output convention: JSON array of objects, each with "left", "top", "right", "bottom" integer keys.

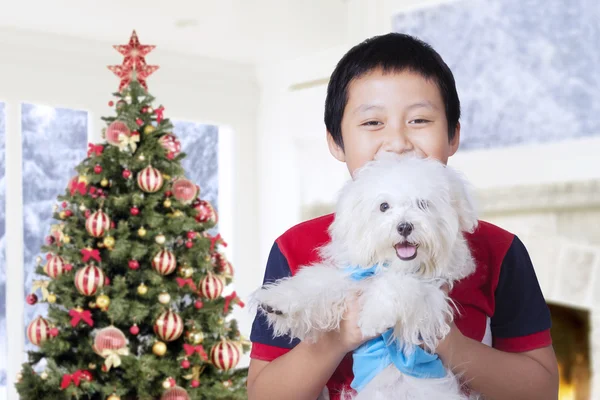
[{"left": 302, "top": 179, "right": 600, "bottom": 398}]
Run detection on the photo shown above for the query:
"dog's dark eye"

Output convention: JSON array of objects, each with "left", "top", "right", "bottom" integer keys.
[
  {"left": 417, "top": 199, "right": 429, "bottom": 210},
  {"left": 380, "top": 202, "right": 390, "bottom": 212}
]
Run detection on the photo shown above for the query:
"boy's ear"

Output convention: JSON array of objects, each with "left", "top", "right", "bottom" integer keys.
[
  {"left": 326, "top": 131, "right": 346, "bottom": 162},
  {"left": 449, "top": 122, "right": 461, "bottom": 157}
]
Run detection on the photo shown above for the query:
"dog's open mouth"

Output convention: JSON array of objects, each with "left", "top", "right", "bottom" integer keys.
[{"left": 395, "top": 242, "right": 418, "bottom": 261}]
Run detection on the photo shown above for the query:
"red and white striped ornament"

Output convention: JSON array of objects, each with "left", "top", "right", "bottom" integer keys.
[
  {"left": 74, "top": 264, "right": 106, "bottom": 296},
  {"left": 137, "top": 165, "right": 164, "bottom": 193},
  {"left": 158, "top": 134, "right": 182, "bottom": 158},
  {"left": 105, "top": 121, "right": 131, "bottom": 146},
  {"left": 44, "top": 254, "right": 66, "bottom": 278},
  {"left": 210, "top": 338, "right": 241, "bottom": 371},
  {"left": 153, "top": 310, "right": 183, "bottom": 342},
  {"left": 86, "top": 210, "right": 111, "bottom": 238},
  {"left": 193, "top": 200, "right": 217, "bottom": 224},
  {"left": 152, "top": 249, "right": 177, "bottom": 276},
  {"left": 27, "top": 316, "right": 51, "bottom": 346},
  {"left": 198, "top": 272, "right": 224, "bottom": 300}
]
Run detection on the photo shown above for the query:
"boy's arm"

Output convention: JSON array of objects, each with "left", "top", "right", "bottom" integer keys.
[
  {"left": 437, "top": 326, "right": 558, "bottom": 400},
  {"left": 247, "top": 332, "right": 348, "bottom": 400},
  {"left": 439, "top": 236, "right": 559, "bottom": 399}
]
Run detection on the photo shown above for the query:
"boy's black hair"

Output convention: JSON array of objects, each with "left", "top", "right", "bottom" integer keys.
[{"left": 325, "top": 32, "right": 460, "bottom": 150}]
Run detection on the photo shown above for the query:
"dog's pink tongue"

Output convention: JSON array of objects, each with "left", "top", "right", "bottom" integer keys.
[{"left": 396, "top": 243, "right": 417, "bottom": 259}]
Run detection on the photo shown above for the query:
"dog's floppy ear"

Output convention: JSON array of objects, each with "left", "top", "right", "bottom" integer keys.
[{"left": 446, "top": 166, "right": 478, "bottom": 233}]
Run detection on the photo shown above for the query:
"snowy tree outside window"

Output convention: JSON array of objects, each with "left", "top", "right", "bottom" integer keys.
[
  {"left": 393, "top": 0, "right": 600, "bottom": 150},
  {"left": 21, "top": 103, "right": 88, "bottom": 350}
]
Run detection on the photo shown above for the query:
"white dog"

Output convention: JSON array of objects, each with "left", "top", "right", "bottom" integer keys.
[{"left": 252, "top": 154, "right": 480, "bottom": 400}]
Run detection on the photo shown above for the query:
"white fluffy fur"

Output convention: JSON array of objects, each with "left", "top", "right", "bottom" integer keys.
[{"left": 251, "top": 154, "right": 480, "bottom": 399}]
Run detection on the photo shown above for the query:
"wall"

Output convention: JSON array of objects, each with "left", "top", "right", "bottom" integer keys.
[{"left": 0, "top": 27, "right": 258, "bottom": 399}]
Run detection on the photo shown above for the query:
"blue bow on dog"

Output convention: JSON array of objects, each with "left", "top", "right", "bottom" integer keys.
[{"left": 343, "top": 264, "right": 446, "bottom": 392}]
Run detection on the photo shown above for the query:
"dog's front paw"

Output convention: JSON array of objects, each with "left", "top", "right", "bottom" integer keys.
[{"left": 358, "top": 299, "right": 397, "bottom": 338}]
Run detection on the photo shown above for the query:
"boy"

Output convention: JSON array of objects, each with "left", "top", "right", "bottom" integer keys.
[{"left": 247, "top": 33, "right": 559, "bottom": 400}]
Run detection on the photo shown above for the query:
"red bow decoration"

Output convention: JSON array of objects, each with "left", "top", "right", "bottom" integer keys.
[
  {"left": 69, "top": 308, "right": 94, "bottom": 328},
  {"left": 60, "top": 370, "right": 88, "bottom": 389},
  {"left": 70, "top": 181, "right": 87, "bottom": 196},
  {"left": 80, "top": 248, "right": 101, "bottom": 263},
  {"left": 155, "top": 106, "right": 165, "bottom": 123},
  {"left": 87, "top": 143, "right": 104, "bottom": 157},
  {"left": 223, "top": 291, "right": 245, "bottom": 314},
  {"left": 176, "top": 278, "right": 197, "bottom": 291},
  {"left": 207, "top": 234, "right": 227, "bottom": 252},
  {"left": 183, "top": 344, "right": 208, "bottom": 360}
]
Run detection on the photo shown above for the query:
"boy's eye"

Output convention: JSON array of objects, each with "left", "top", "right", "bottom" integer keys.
[
  {"left": 409, "top": 119, "right": 430, "bottom": 124},
  {"left": 380, "top": 202, "right": 390, "bottom": 212},
  {"left": 417, "top": 199, "right": 429, "bottom": 210},
  {"left": 362, "top": 120, "right": 382, "bottom": 126}
]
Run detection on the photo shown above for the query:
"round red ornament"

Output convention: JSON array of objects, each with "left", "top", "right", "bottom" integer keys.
[
  {"left": 128, "top": 260, "right": 140, "bottom": 270},
  {"left": 122, "top": 169, "right": 132, "bottom": 179},
  {"left": 106, "top": 121, "right": 131, "bottom": 146},
  {"left": 198, "top": 272, "right": 224, "bottom": 300},
  {"left": 191, "top": 380, "right": 200, "bottom": 388},
  {"left": 158, "top": 134, "right": 181, "bottom": 158},
  {"left": 130, "top": 206, "right": 140, "bottom": 216},
  {"left": 210, "top": 338, "right": 241, "bottom": 371},
  {"left": 185, "top": 240, "right": 193, "bottom": 249},
  {"left": 44, "top": 254, "right": 65, "bottom": 278},
  {"left": 27, "top": 316, "right": 51, "bottom": 346},
  {"left": 86, "top": 210, "right": 111, "bottom": 238},
  {"left": 152, "top": 249, "right": 177, "bottom": 276},
  {"left": 26, "top": 294, "right": 38, "bottom": 305},
  {"left": 137, "top": 165, "right": 164, "bottom": 193},
  {"left": 94, "top": 165, "right": 103, "bottom": 174},
  {"left": 186, "top": 231, "right": 196, "bottom": 240},
  {"left": 181, "top": 359, "right": 190, "bottom": 369},
  {"left": 65, "top": 210, "right": 73, "bottom": 217},
  {"left": 171, "top": 178, "right": 198, "bottom": 205},
  {"left": 74, "top": 264, "right": 105, "bottom": 296},
  {"left": 108, "top": 101, "right": 114, "bottom": 107},
  {"left": 194, "top": 200, "right": 218, "bottom": 224},
  {"left": 130, "top": 324, "right": 140, "bottom": 335},
  {"left": 64, "top": 263, "right": 73, "bottom": 272},
  {"left": 194, "top": 300, "right": 204, "bottom": 309},
  {"left": 136, "top": 118, "right": 143, "bottom": 126},
  {"left": 94, "top": 326, "right": 128, "bottom": 356},
  {"left": 153, "top": 309, "right": 184, "bottom": 342},
  {"left": 160, "top": 386, "right": 190, "bottom": 400}
]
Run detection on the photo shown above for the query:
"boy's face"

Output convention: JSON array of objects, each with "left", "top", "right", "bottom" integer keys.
[{"left": 327, "top": 69, "right": 460, "bottom": 177}]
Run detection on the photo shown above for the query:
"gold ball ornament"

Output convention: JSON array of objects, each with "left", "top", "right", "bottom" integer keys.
[
  {"left": 96, "top": 294, "right": 111, "bottom": 310},
  {"left": 185, "top": 329, "right": 204, "bottom": 345},
  {"left": 138, "top": 226, "right": 147, "bottom": 237},
  {"left": 88, "top": 363, "right": 97, "bottom": 370},
  {"left": 100, "top": 178, "right": 109, "bottom": 187},
  {"left": 103, "top": 236, "right": 116, "bottom": 249},
  {"left": 79, "top": 204, "right": 86, "bottom": 211},
  {"left": 137, "top": 283, "right": 148, "bottom": 295},
  {"left": 63, "top": 235, "right": 71, "bottom": 244},
  {"left": 107, "top": 395, "right": 121, "bottom": 400},
  {"left": 178, "top": 265, "right": 194, "bottom": 278},
  {"left": 155, "top": 234, "right": 166, "bottom": 245},
  {"left": 16, "top": 373, "right": 22, "bottom": 383},
  {"left": 162, "top": 378, "right": 174, "bottom": 389},
  {"left": 139, "top": 154, "right": 145, "bottom": 161},
  {"left": 89, "top": 301, "right": 97, "bottom": 309},
  {"left": 163, "top": 199, "right": 172, "bottom": 208},
  {"left": 162, "top": 174, "right": 171, "bottom": 180},
  {"left": 40, "top": 371, "right": 48, "bottom": 380},
  {"left": 218, "top": 318, "right": 224, "bottom": 326},
  {"left": 59, "top": 211, "right": 67, "bottom": 219},
  {"left": 153, "top": 341, "right": 167, "bottom": 356},
  {"left": 144, "top": 125, "right": 156, "bottom": 135},
  {"left": 47, "top": 293, "right": 57, "bottom": 303},
  {"left": 158, "top": 292, "right": 171, "bottom": 304}
]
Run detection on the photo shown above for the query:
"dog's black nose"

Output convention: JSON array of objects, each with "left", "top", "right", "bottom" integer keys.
[{"left": 397, "top": 222, "right": 413, "bottom": 237}]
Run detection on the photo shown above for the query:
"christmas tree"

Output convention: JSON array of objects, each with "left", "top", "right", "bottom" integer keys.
[{"left": 15, "top": 31, "right": 249, "bottom": 400}]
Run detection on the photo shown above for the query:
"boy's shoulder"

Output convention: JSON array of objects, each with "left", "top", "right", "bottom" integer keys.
[{"left": 274, "top": 214, "right": 335, "bottom": 275}]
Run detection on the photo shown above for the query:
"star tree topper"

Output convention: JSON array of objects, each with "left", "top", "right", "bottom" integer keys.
[{"left": 108, "top": 30, "right": 159, "bottom": 92}]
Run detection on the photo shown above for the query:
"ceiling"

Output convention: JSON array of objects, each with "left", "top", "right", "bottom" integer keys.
[{"left": 0, "top": 0, "right": 349, "bottom": 65}]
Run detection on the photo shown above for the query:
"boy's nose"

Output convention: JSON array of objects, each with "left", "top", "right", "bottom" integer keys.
[{"left": 381, "top": 128, "right": 414, "bottom": 155}]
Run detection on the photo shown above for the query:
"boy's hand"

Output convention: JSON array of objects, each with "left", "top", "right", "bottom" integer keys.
[{"left": 325, "top": 293, "right": 381, "bottom": 354}]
